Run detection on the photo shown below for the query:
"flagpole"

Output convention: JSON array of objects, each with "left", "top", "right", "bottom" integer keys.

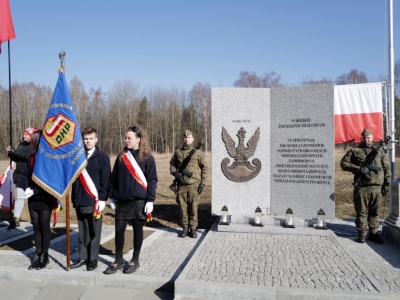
[
  {"left": 7, "top": 40, "right": 13, "bottom": 229},
  {"left": 58, "top": 51, "right": 71, "bottom": 270}
]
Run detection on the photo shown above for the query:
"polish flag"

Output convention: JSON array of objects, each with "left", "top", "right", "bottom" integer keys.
[
  {"left": 334, "top": 82, "right": 383, "bottom": 143},
  {"left": 0, "top": 164, "right": 14, "bottom": 213}
]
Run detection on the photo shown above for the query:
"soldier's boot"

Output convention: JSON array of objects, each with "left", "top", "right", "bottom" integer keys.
[
  {"left": 13, "top": 217, "right": 20, "bottom": 227},
  {"left": 357, "top": 233, "right": 367, "bottom": 243},
  {"left": 189, "top": 226, "right": 197, "bottom": 238},
  {"left": 180, "top": 227, "right": 188, "bottom": 238},
  {"left": 368, "top": 233, "right": 383, "bottom": 244}
]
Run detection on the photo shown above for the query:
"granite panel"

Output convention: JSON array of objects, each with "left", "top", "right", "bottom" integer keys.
[
  {"left": 270, "top": 84, "right": 335, "bottom": 219},
  {"left": 211, "top": 88, "right": 270, "bottom": 218}
]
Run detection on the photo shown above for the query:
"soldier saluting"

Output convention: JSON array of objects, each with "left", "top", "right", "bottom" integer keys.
[
  {"left": 340, "top": 128, "right": 391, "bottom": 244},
  {"left": 170, "top": 130, "right": 207, "bottom": 238}
]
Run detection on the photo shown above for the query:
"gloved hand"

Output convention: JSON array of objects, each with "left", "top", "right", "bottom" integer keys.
[
  {"left": 172, "top": 171, "right": 182, "bottom": 179},
  {"left": 197, "top": 183, "right": 205, "bottom": 195},
  {"left": 360, "top": 166, "right": 370, "bottom": 179},
  {"left": 53, "top": 199, "right": 62, "bottom": 212},
  {"left": 22, "top": 188, "right": 34, "bottom": 199},
  {"left": 382, "top": 186, "right": 390, "bottom": 196},
  {"left": 97, "top": 200, "right": 106, "bottom": 212},
  {"left": 109, "top": 199, "right": 116, "bottom": 211},
  {"left": 144, "top": 202, "right": 153, "bottom": 214}
]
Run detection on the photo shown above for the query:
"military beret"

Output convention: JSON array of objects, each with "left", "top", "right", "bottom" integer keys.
[
  {"left": 183, "top": 129, "right": 192, "bottom": 137},
  {"left": 361, "top": 128, "right": 372, "bottom": 137}
]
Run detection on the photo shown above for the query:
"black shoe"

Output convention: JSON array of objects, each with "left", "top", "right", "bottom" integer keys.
[
  {"left": 7, "top": 219, "right": 16, "bottom": 229},
  {"left": 36, "top": 253, "right": 49, "bottom": 270},
  {"left": 87, "top": 260, "right": 98, "bottom": 271},
  {"left": 104, "top": 261, "right": 123, "bottom": 275},
  {"left": 357, "top": 234, "right": 366, "bottom": 243},
  {"left": 180, "top": 227, "right": 188, "bottom": 238},
  {"left": 28, "top": 254, "right": 40, "bottom": 270},
  {"left": 123, "top": 260, "right": 140, "bottom": 274},
  {"left": 70, "top": 259, "right": 87, "bottom": 269},
  {"left": 368, "top": 233, "right": 384, "bottom": 244},
  {"left": 189, "top": 227, "right": 197, "bottom": 238}
]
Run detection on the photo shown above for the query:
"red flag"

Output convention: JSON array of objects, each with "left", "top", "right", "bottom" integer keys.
[
  {"left": 0, "top": 0, "right": 16, "bottom": 54},
  {"left": 334, "top": 83, "right": 383, "bottom": 143}
]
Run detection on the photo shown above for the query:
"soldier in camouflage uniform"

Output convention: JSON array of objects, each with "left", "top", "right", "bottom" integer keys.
[
  {"left": 170, "top": 130, "right": 207, "bottom": 238},
  {"left": 340, "top": 128, "right": 391, "bottom": 244}
]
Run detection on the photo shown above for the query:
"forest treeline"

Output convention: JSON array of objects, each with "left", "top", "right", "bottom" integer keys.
[{"left": 0, "top": 64, "right": 399, "bottom": 160}]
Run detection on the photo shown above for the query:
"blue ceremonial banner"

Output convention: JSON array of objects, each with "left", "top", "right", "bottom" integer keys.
[{"left": 32, "top": 71, "right": 87, "bottom": 199}]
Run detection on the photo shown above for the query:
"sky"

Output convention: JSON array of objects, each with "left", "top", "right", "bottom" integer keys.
[{"left": 0, "top": 0, "right": 399, "bottom": 94}]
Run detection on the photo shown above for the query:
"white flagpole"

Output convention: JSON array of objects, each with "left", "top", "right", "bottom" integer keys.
[{"left": 388, "top": 0, "right": 395, "bottom": 182}]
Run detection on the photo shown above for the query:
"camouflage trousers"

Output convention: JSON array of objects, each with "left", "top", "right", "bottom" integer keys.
[
  {"left": 353, "top": 186, "right": 382, "bottom": 235},
  {"left": 177, "top": 184, "right": 199, "bottom": 227}
]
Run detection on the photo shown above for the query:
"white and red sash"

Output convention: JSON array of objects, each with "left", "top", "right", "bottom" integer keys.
[
  {"left": 122, "top": 151, "right": 147, "bottom": 190},
  {"left": 79, "top": 169, "right": 101, "bottom": 218}
]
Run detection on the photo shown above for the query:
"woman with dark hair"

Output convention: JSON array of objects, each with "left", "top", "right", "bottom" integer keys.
[
  {"left": 21, "top": 130, "right": 54, "bottom": 270},
  {"left": 105, "top": 125, "right": 158, "bottom": 275}
]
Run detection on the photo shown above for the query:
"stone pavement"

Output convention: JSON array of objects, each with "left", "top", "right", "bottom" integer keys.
[{"left": 1, "top": 219, "right": 400, "bottom": 299}]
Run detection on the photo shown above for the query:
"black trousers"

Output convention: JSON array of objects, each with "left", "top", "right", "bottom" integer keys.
[{"left": 76, "top": 209, "right": 102, "bottom": 261}]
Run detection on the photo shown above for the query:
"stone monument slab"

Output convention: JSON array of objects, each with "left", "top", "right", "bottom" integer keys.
[
  {"left": 211, "top": 88, "right": 270, "bottom": 218},
  {"left": 270, "top": 84, "right": 335, "bottom": 219}
]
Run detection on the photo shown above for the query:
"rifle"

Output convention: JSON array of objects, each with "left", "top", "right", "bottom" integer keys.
[
  {"left": 353, "top": 136, "right": 390, "bottom": 188},
  {"left": 169, "top": 138, "right": 205, "bottom": 194}
]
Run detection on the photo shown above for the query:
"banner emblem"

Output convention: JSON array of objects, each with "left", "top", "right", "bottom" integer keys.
[{"left": 43, "top": 113, "right": 76, "bottom": 150}]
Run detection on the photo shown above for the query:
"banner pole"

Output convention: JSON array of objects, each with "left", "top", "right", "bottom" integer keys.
[
  {"left": 7, "top": 40, "right": 14, "bottom": 228},
  {"left": 66, "top": 192, "right": 71, "bottom": 270},
  {"left": 58, "top": 51, "right": 71, "bottom": 270}
]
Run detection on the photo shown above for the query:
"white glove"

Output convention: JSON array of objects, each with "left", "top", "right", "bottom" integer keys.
[
  {"left": 97, "top": 200, "right": 106, "bottom": 212},
  {"left": 109, "top": 199, "right": 116, "bottom": 211},
  {"left": 144, "top": 202, "right": 153, "bottom": 214},
  {"left": 22, "top": 188, "right": 34, "bottom": 199},
  {"left": 53, "top": 199, "right": 62, "bottom": 212}
]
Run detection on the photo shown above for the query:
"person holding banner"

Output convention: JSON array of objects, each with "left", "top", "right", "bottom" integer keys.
[
  {"left": 105, "top": 125, "right": 157, "bottom": 275},
  {"left": 70, "top": 127, "right": 111, "bottom": 272},
  {"left": 340, "top": 128, "right": 391, "bottom": 244},
  {"left": 6, "top": 127, "right": 37, "bottom": 228},
  {"left": 21, "top": 130, "right": 54, "bottom": 270}
]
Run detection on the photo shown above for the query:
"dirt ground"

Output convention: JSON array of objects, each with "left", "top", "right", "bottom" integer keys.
[{"left": 1, "top": 149, "right": 399, "bottom": 228}]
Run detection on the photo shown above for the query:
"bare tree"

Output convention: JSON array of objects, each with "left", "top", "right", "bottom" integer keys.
[
  {"left": 69, "top": 76, "right": 89, "bottom": 128},
  {"left": 336, "top": 69, "right": 368, "bottom": 85},
  {"left": 234, "top": 71, "right": 283, "bottom": 88},
  {"left": 301, "top": 77, "right": 333, "bottom": 85},
  {"left": 190, "top": 82, "right": 211, "bottom": 151},
  {"left": 395, "top": 58, "right": 400, "bottom": 97}
]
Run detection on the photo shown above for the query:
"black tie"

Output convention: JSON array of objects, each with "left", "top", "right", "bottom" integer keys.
[{"left": 86, "top": 151, "right": 89, "bottom": 158}]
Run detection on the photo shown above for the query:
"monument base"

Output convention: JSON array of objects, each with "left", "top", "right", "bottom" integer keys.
[
  {"left": 217, "top": 215, "right": 329, "bottom": 233},
  {"left": 382, "top": 216, "right": 400, "bottom": 250}
]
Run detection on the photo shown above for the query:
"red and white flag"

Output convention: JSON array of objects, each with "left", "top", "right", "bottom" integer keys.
[
  {"left": 0, "top": 0, "right": 16, "bottom": 54},
  {"left": 334, "top": 82, "right": 383, "bottom": 143},
  {"left": 0, "top": 164, "right": 14, "bottom": 213}
]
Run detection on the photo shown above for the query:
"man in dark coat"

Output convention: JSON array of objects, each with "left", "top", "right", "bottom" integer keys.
[
  {"left": 70, "top": 127, "right": 111, "bottom": 271},
  {"left": 6, "top": 127, "right": 37, "bottom": 228}
]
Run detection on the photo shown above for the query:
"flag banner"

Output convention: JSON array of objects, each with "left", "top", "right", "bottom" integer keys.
[
  {"left": 0, "top": 164, "right": 14, "bottom": 213},
  {"left": 0, "top": 0, "right": 16, "bottom": 54},
  {"left": 334, "top": 82, "right": 383, "bottom": 143},
  {"left": 32, "top": 71, "right": 87, "bottom": 200}
]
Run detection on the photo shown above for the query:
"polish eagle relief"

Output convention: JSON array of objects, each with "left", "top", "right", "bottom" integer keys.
[
  {"left": 42, "top": 113, "right": 76, "bottom": 150},
  {"left": 221, "top": 126, "right": 261, "bottom": 182}
]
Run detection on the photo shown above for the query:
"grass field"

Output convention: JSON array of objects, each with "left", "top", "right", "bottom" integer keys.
[{"left": 1, "top": 149, "right": 399, "bottom": 228}]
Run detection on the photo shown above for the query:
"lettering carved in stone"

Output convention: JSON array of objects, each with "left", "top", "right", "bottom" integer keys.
[{"left": 221, "top": 126, "right": 261, "bottom": 182}]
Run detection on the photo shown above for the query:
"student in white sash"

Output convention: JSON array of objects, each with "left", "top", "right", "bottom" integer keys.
[
  {"left": 105, "top": 125, "right": 158, "bottom": 275},
  {"left": 71, "top": 127, "right": 111, "bottom": 271}
]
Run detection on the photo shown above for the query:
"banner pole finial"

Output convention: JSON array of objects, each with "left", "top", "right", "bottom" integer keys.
[{"left": 59, "top": 51, "right": 66, "bottom": 73}]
